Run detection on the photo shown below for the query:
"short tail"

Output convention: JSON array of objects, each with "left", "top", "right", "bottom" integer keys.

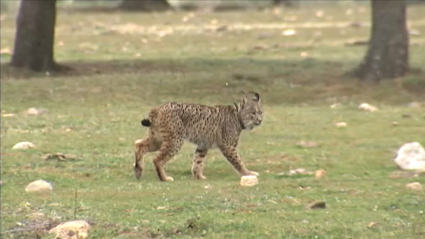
[{"left": 141, "top": 119, "right": 151, "bottom": 127}]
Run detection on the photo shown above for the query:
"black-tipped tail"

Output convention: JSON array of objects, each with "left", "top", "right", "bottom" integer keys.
[{"left": 141, "top": 119, "right": 151, "bottom": 127}]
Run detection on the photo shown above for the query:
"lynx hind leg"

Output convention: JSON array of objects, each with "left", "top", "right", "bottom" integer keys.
[
  {"left": 134, "top": 132, "right": 161, "bottom": 180},
  {"left": 192, "top": 148, "right": 208, "bottom": 180},
  {"left": 152, "top": 132, "right": 184, "bottom": 182},
  {"left": 219, "top": 145, "right": 259, "bottom": 177}
]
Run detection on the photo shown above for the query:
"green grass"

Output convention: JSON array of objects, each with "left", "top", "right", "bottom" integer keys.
[{"left": 1, "top": 3, "right": 425, "bottom": 239}]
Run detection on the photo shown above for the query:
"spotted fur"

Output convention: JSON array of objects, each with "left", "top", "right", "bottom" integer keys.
[{"left": 134, "top": 92, "right": 263, "bottom": 181}]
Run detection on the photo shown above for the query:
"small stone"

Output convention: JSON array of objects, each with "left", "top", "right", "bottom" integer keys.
[
  {"left": 25, "top": 179, "right": 53, "bottom": 193},
  {"left": 204, "top": 184, "right": 212, "bottom": 189},
  {"left": 240, "top": 175, "right": 258, "bottom": 186},
  {"left": 12, "top": 142, "right": 35, "bottom": 150},
  {"left": 402, "top": 114, "right": 411, "bottom": 118},
  {"left": 288, "top": 170, "right": 297, "bottom": 175},
  {"left": 314, "top": 169, "right": 327, "bottom": 178},
  {"left": 27, "top": 107, "right": 39, "bottom": 115},
  {"left": 289, "top": 168, "right": 313, "bottom": 175},
  {"left": 295, "top": 168, "right": 311, "bottom": 174},
  {"left": 305, "top": 201, "right": 326, "bottom": 210},
  {"left": 335, "top": 122, "right": 347, "bottom": 128},
  {"left": 406, "top": 182, "right": 422, "bottom": 191},
  {"left": 330, "top": 103, "right": 340, "bottom": 109},
  {"left": 2, "top": 113, "right": 15, "bottom": 117},
  {"left": 358, "top": 103, "right": 378, "bottom": 112},
  {"left": 282, "top": 29, "right": 296, "bottom": 36},
  {"left": 49, "top": 220, "right": 90, "bottom": 239},
  {"left": 407, "top": 102, "right": 422, "bottom": 108},
  {"left": 391, "top": 121, "right": 399, "bottom": 126},
  {"left": 27, "top": 107, "right": 49, "bottom": 116},
  {"left": 65, "top": 128, "right": 72, "bottom": 132}
]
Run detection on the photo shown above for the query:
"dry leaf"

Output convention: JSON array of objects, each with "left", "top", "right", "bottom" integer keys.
[
  {"left": 305, "top": 201, "right": 326, "bottom": 210},
  {"left": 367, "top": 222, "right": 377, "bottom": 228},
  {"left": 297, "top": 141, "right": 320, "bottom": 148},
  {"left": 406, "top": 182, "right": 422, "bottom": 191}
]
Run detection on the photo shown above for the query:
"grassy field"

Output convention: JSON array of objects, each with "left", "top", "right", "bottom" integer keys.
[{"left": 1, "top": 3, "right": 425, "bottom": 239}]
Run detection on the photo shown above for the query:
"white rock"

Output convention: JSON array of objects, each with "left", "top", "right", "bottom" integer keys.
[
  {"left": 288, "top": 168, "right": 313, "bottom": 175},
  {"left": 330, "top": 103, "right": 340, "bottom": 109},
  {"left": 25, "top": 179, "right": 53, "bottom": 193},
  {"left": 12, "top": 141, "right": 35, "bottom": 150},
  {"left": 406, "top": 182, "right": 422, "bottom": 191},
  {"left": 240, "top": 175, "right": 258, "bottom": 186},
  {"left": 27, "top": 107, "right": 49, "bottom": 116},
  {"left": 358, "top": 103, "right": 378, "bottom": 112},
  {"left": 335, "top": 122, "right": 347, "bottom": 128},
  {"left": 49, "top": 220, "right": 90, "bottom": 239},
  {"left": 282, "top": 29, "right": 296, "bottom": 36},
  {"left": 394, "top": 142, "right": 425, "bottom": 171}
]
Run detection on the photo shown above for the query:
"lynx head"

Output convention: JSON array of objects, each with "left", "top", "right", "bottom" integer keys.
[{"left": 237, "top": 91, "right": 263, "bottom": 130}]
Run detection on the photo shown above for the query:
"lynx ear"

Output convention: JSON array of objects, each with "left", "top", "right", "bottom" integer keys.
[
  {"left": 253, "top": 92, "right": 260, "bottom": 102},
  {"left": 248, "top": 91, "right": 260, "bottom": 102}
]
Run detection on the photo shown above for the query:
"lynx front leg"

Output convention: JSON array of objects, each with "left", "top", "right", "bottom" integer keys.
[
  {"left": 134, "top": 136, "right": 161, "bottom": 180},
  {"left": 192, "top": 148, "right": 208, "bottom": 180},
  {"left": 219, "top": 145, "right": 259, "bottom": 177}
]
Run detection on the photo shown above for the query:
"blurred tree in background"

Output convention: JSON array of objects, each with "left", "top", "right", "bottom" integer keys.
[
  {"left": 6, "top": 0, "right": 418, "bottom": 75},
  {"left": 351, "top": 0, "right": 409, "bottom": 82},
  {"left": 10, "top": 0, "right": 61, "bottom": 72},
  {"left": 119, "top": 0, "right": 170, "bottom": 11}
]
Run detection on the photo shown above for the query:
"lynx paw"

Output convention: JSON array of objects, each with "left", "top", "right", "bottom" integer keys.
[
  {"left": 196, "top": 175, "right": 207, "bottom": 180},
  {"left": 165, "top": 176, "right": 174, "bottom": 182},
  {"left": 134, "top": 166, "right": 142, "bottom": 180}
]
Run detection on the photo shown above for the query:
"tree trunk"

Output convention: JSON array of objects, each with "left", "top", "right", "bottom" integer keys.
[
  {"left": 351, "top": 0, "right": 409, "bottom": 82},
  {"left": 10, "top": 0, "right": 61, "bottom": 72},
  {"left": 273, "top": 0, "right": 294, "bottom": 7},
  {"left": 119, "top": 0, "right": 170, "bottom": 12}
]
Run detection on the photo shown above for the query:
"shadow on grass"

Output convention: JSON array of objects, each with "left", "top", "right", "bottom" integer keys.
[
  {"left": 57, "top": 4, "right": 263, "bottom": 14},
  {"left": 1, "top": 57, "right": 424, "bottom": 104}
]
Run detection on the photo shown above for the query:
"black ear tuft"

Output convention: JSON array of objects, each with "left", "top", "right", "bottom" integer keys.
[{"left": 252, "top": 92, "right": 260, "bottom": 102}]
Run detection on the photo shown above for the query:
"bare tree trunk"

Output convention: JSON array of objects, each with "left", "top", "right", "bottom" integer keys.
[
  {"left": 351, "top": 0, "right": 409, "bottom": 82},
  {"left": 273, "top": 0, "right": 294, "bottom": 7},
  {"left": 10, "top": 0, "right": 63, "bottom": 72},
  {"left": 119, "top": 0, "right": 170, "bottom": 12}
]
